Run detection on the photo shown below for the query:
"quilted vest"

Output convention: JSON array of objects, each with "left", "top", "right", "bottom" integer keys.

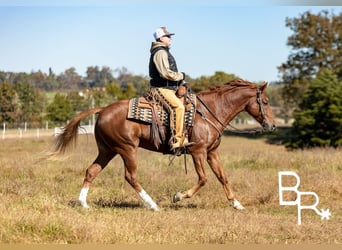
[{"left": 149, "top": 46, "right": 179, "bottom": 88}]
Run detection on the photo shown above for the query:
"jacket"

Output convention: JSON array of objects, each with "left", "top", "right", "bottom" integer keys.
[{"left": 149, "top": 41, "right": 184, "bottom": 88}]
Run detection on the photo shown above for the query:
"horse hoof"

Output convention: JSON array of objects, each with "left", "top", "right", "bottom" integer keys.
[
  {"left": 79, "top": 200, "right": 90, "bottom": 209},
  {"left": 151, "top": 206, "right": 160, "bottom": 212},
  {"left": 172, "top": 192, "right": 182, "bottom": 203},
  {"left": 232, "top": 200, "right": 245, "bottom": 210}
]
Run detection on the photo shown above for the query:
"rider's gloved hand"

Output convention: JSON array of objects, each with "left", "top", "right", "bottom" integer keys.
[{"left": 180, "top": 81, "right": 190, "bottom": 88}]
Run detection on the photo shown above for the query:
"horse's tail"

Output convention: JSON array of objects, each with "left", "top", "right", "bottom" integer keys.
[{"left": 52, "top": 107, "right": 103, "bottom": 155}]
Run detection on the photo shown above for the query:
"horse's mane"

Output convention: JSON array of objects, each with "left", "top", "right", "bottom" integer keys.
[{"left": 198, "top": 78, "right": 257, "bottom": 96}]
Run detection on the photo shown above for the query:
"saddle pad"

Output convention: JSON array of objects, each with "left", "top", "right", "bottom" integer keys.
[{"left": 127, "top": 93, "right": 196, "bottom": 127}]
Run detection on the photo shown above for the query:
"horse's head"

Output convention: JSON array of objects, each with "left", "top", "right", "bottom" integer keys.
[{"left": 245, "top": 82, "right": 276, "bottom": 132}]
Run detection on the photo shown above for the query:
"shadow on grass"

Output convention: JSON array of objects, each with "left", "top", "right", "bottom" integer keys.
[
  {"left": 93, "top": 198, "right": 142, "bottom": 209},
  {"left": 68, "top": 198, "right": 142, "bottom": 209},
  {"left": 168, "top": 203, "right": 200, "bottom": 210},
  {"left": 223, "top": 126, "right": 293, "bottom": 145},
  {"left": 68, "top": 198, "right": 205, "bottom": 210}
]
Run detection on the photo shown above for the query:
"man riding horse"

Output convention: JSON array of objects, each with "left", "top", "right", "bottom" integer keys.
[
  {"left": 149, "top": 26, "right": 195, "bottom": 152},
  {"left": 52, "top": 27, "right": 276, "bottom": 212}
]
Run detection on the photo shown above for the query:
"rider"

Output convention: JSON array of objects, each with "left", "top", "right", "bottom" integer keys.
[{"left": 149, "top": 27, "right": 194, "bottom": 151}]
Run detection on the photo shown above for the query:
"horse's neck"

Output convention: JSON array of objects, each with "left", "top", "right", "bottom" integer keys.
[{"left": 199, "top": 89, "right": 251, "bottom": 125}]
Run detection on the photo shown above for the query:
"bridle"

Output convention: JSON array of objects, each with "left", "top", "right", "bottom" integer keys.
[
  {"left": 173, "top": 85, "right": 267, "bottom": 172},
  {"left": 196, "top": 86, "right": 268, "bottom": 136},
  {"left": 256, "top": 86, "right": 267, "bottom": 128}
]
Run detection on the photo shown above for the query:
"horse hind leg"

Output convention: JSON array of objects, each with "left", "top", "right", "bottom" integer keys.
[
  {"left": 78, "top": 151, "right": 116, "bottom": 208},
  {"left": 121, "top": 150, "right": 160, "bottom": 211}
]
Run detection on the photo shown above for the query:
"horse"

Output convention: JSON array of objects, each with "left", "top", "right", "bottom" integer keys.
[{"left": 52, "top": 79, "right": 276, "bottom": 211}]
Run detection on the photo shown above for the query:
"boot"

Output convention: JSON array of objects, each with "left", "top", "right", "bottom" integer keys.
[{"left": 170, "top": 137, "right": 195, "bottom": 152}]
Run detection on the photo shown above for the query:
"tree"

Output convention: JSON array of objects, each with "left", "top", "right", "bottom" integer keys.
[
  {"left": 119, "top": 82, "right": 137, "bottom": 100},
  {"left": 0, "top": 82, "right": 18, "bottom": 124},
  {"left": 0, "top": 71, "right": 7, "bottom": 82},
  {"left": 266, "top": 83, "right": 290, "bottom": 123},
  {"left": 57, "top": 67, "right": 81, "bottom": 90},
  {"left": 85, "top": 66, "right": 115, "bottom": 88},
  {"left": 45, "top": 93, "right": 74, "bottom": 126},
  {"left": 191, "top": 71, "right": 238, "bottom": 92},
  {"left": 278, "top": 10, "right": 342, "bottom": 114},
  {"left": 123, "top": 75, "right": 149, "bottom": 96},
  {"left": 42, "top": 68, "right": 59, "bottom": 91},
  {"left": 286, "top": 69, "right": 342, "bottom": 149},
  {"left": 106, "top": 81, "right": 137, "bottom": 100},
  {"left": 13, "top": 82, "right": 46, "bottom": 127},
  {"left": 67, "top": 91, "right": 89, "bottom": 113}
]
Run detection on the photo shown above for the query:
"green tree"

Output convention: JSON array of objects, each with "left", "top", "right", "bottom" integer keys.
[
  {"left": 119, "top": 82, "right": 137, "bottom": 100},
  {"left": 67, "top": 91, "right": 89, "bottom": 113},
  {"left": 125, "top": 75, "right": 149, "bottom": 96},
  {"left": 0, "top": 71, "right": 7, "bottom": 82},
  {"left": 85, "top": 66, "right": 115, "bottom": 88},
  {"left": 106, "top": 82, "right": 121, "bottom": 101},
  {"left": 278, "top": 10, "right": 342, "bottom": 115},
  {"left": 41, "top": 67, "right": 59, "bottom": 91},
  {"left": 0, "top": 82, "right": 18, "bottom": 124},
  {"left": 92, "top": 89, "right": 111, "bottom": 107},
  {"left": 286, "top": 69, "right": 342, "bottom": 149},
  {"left": 57, "top": 67, "right": 81, "bottom": 90},
  {"left": 106, "top": 81, "right": 137, "bottom": 100},
  {"left": 45, "top": 93, "right": 74, "bottom": 126},
  {"left": 14, "top": 82, "right": 46, "bottom": 127},
  {"left": 191, "top": 71, "right": 238, "bottom": 92}
]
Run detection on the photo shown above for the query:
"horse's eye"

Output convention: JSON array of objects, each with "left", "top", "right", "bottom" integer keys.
[{"left": 263, "top": 98, "right": 269, "bottom": 105}]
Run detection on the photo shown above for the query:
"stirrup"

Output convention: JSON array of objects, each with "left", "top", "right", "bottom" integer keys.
[
  {"left": 171, "top": 141, "right": 195, "bottom": 156},
  {"left": 173, "top": 147, "right": 183, "bottom": 157}
]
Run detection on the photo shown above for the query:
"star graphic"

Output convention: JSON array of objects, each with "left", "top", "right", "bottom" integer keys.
[{"left": 320, "top": 208, "right": 331, "bottom": 220}]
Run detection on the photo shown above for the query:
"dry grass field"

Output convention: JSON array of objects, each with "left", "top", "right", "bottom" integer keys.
[{"left": 0, "top": 131, "right": 341, "bottom": 244}]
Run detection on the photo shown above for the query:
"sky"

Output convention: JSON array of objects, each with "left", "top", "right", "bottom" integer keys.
[{"left": 0, "top": 0, "right": 342, "bottom": 83}]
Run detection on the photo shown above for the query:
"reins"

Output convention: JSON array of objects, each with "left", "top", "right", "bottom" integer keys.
[
  {"left": 227, "top": 86, "right": 266, "bottom": 134},
  {"left": 169, "top": 84, "right": 266, "bottom": 173},
  {"left": 196, "top": 86, "right": 266, "bottom": 135},
  {"left": 196, "top": 95, "right": 226, "bottom": 138},
  {"left": 226, "top": 123, "right": 264, "bottom": 134}
]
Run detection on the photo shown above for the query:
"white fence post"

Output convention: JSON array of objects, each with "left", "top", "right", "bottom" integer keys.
[
  {"left": 2, "top": 123, "right": 5, "bottom": 139},
  {"left": 54, "top": 125, "right": 94, "bottom": 137}
]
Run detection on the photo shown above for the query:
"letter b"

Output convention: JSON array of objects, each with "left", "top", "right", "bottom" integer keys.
[{"left": 278, "top": 171, "right": 300, "bottom": 206}]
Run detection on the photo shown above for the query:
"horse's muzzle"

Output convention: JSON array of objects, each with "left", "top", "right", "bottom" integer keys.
[{"left": 262, "top": 121, "right": 277, "bottom": 132}]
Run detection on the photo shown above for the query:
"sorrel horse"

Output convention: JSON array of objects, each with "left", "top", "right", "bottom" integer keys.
[{"left": 53, "top": 79, "right": 276, "bottom": 211}]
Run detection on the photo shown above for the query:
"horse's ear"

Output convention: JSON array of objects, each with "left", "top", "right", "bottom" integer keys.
[{"left": 259, "top": 81, "right": 268, "bottom": 91}]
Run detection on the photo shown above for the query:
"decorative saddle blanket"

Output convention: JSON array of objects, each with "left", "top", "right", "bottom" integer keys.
[{"left": 127, "top": 90, "right": 196, "bottom": 128}]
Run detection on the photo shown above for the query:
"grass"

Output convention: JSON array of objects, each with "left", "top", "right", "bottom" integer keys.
[{"left": 0, "top": 132, "right": 341, "bottom": 244}]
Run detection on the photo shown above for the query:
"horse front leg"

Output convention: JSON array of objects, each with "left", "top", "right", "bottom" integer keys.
[
  {"left": 172, "top": 152, "right": 208, "bottom": 203},
  {"left": 207, "top": 149, "right": 245, "bottom": 210}
]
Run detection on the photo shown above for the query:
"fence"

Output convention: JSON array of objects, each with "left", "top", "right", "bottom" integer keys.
[
  {"left": 1, "top": 123, "right": 95, "bottom": 140},
  {"left": 3, "top": 116, "right": 280, "bottom": 140},
  {"left": 53, "top": 125, "right": 94, "bottom": 136}
]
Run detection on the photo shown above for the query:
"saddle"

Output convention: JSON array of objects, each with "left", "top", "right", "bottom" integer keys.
[{"left": 127, "top": 88, "right": 196, "bottom": 152}]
